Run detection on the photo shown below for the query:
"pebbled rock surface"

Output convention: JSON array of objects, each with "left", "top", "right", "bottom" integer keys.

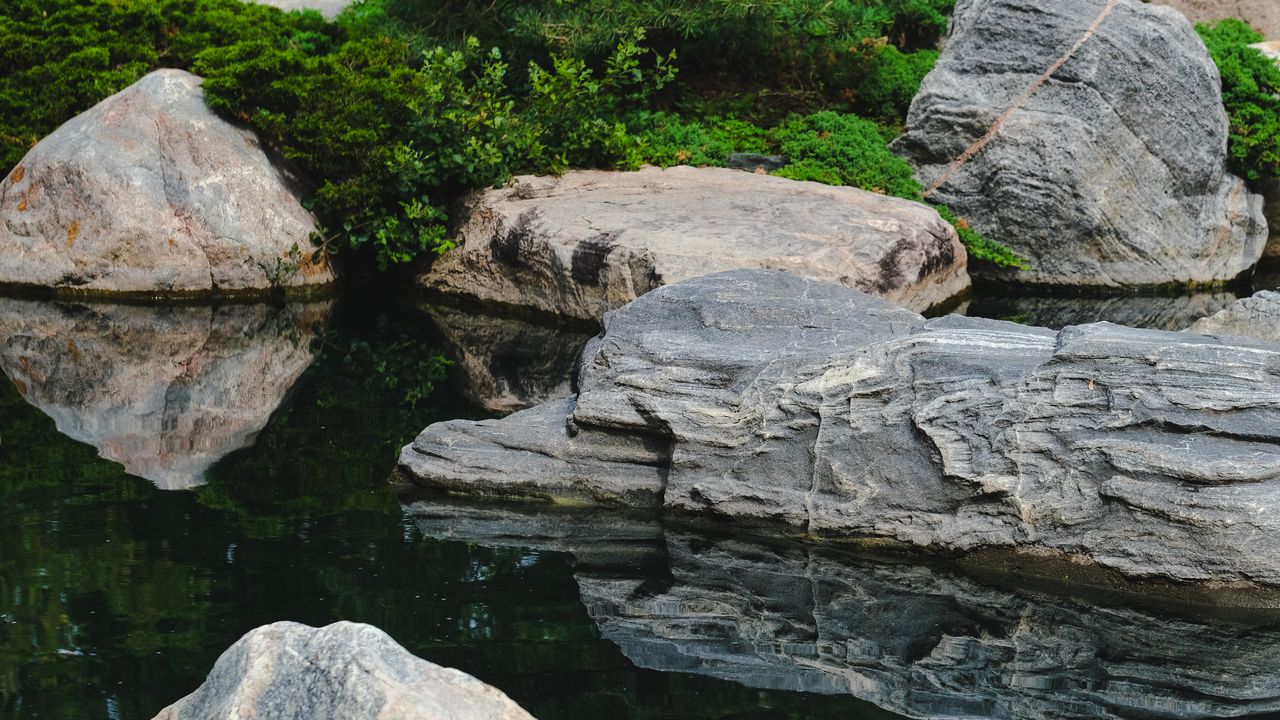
[
  {"left": 421, "top": 302, "right": 594, "bottom": 413},
  {"left": 1156, "top": 0, "right": 1280, "bottom": 39},
  {"left": 401, "top": 269, "right": 1280, "bottom": 588},
  {"left": 893, "top": 0, "right": 1266, "bottom": 288},
  {"left": 1188, "top": 288, "right": 1280, "bottom": 341},
  {"left": 153, "top": 621, "right": 535, "bottom": 720},
  {"left": 0, "top": 69, "right": 333, "bottom": 296},
  {"left": 0, "top": 298, "right": 328, "bottom": 490},
  {"left": 405, "top": 497, "right": 1280, "bottom": 720},
  {"left": 418, "top": 166, "right": 969, "bottom": 319}
]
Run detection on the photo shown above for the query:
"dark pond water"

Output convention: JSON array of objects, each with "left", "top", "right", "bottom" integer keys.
[{"left": 1, "top": 289, "right": 1278, "bottom": 720}]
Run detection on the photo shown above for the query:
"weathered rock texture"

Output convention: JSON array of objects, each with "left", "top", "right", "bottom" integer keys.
[
  {"left": 421, "top": 303, "right": 594, "bottom": 413},
  {"left": 894, "top": 0, "right": 1267, "bottom": 287},
  {"left": 404, "top": 497, "right": 1280, "bottom": 720},
  {"left": 0, "top": 298, "right": 328, "bottom": 489},
  {"left": 153, "top": 621, "right": 535, "bottom": 720},
  {"left": 0, "top": 69, "right": 334, "bottom": 296},
  {"left": 419, "top": 166, "right": 969, "bottom": 318},
  {"left": 1189, "top": 288, "right": 1280, "bottom": 341},
  {"left": 401, "top": 269, "right": 1280, "bottom": 588},
  {"left": 1156, "top": 0, "right": 1280, "bottom": 39}
]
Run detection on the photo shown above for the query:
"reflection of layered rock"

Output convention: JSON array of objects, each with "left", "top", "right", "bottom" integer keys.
[
  {"left": 0, "top": 299, "right": 329, "bottom": 489},
  {"left": 404, "top": 496, "right": 1280, "bottom": 720},
  {"left": 421, "top": 303, "right": 593, "bottom": 413},
  {"left": 961, "top": 289, "right": 1240, "bottom": 330}
]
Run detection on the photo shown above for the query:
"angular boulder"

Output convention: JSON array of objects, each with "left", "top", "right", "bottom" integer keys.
[
  {"left": 1156, "top": 0, "right": 1280, "bottom": 39},
  {"left": 1189, "top": 288, "right": 1280, "bottom": 341},
  {"left": 153, "top": 621, "right": 535, "bottom": 720},
  {"left": 418, "top": 166, "right": 969, "bottom": 318},
  {"left": 400, "top": 269, "right": 1280, "bottom": 588},
  {"left": 0, "top": 69, "right": 334, "bottom": 296},
  {"left": 893, "top": 0, "right": 1267, "bottom": 287}
]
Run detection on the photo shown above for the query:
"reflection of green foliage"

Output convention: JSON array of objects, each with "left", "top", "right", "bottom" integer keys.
[{"left": 1198, "top": 19, "right": 1280, "bottom": 182}]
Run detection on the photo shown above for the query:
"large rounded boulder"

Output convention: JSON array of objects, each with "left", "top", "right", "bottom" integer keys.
[
  {"left": 893, "top": 0, "right": 1267, "bottom": 288},
  {"left": 0, "top": 69, "right": 333, "bottom": 297}
]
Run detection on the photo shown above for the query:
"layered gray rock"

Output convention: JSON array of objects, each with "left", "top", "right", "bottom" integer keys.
[
  {"left": 401, "top": 269, "right": 1280, "bottom": 588},
  {"left": 153, "top": 621, "right": 535, "bottom": 720},
  {"left": 1156, "top": 0, "right": 1280, "bottom": 39},
  {"left": 0, "top": 298, "right": 328, "bottom": 489},
  {"left": 404, "top": 497, "right": 1280, "bottom": 720},
  {"left": 419, "top": 166, "right": 969, "bottom": 318},
  {"left": 894, "top": 0, "right": 1267, "bottom": 287},
  {"left": 0, "top": 69, "right": 334, "bottom": 296},
  {"left": 421, "top": 302, "right": 594, "bottom": 413},
  {"left": 1189, "top": 288, "right": 1280, "bottom": 341}
]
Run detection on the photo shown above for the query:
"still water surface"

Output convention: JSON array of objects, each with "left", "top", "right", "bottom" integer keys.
[{"left": 1, "top": 290, "right": 1277, "bottom": 719}]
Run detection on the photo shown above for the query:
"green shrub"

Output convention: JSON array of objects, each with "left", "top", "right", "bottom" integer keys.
[
  {"left": 770, "top": 111, "right": 922, "bottom": 198},
  {"left": 631, "top": 112, "right": 769, "bottom": 167},
  {"left": 1197, "top": 19, "right": 1280, "bottom": 182},
  {"left": 196, "top": 32, "right": 674, "bottom": 269},
  {"left": 0, "top": 0, "right": 334, "bottom": 172},
  {"left": 854, "top": 43, "right": 937, "bottom": 124}
]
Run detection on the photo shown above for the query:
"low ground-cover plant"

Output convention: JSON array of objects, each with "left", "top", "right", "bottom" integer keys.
[
  {"left": 633, "top": 110, "right": 1027, "bottom": 268},
  {"left": 1198, "top": 18, "right": 1280, "bottom": 182}
]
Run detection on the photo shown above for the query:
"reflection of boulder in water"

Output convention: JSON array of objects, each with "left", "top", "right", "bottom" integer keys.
[
  {"left": 961, "top": 290, "right": 1240, "bottom": 330},
  {"left": 421, "top": 302, "right": 593, "bottom": 413},
  {"left": 404, "top": 495, "right": 1280, "bottom": 720},
  {"left": 0, "top": 299, "right": 329, "bottom": 490}
]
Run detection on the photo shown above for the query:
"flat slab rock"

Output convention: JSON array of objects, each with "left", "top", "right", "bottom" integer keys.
[
  {"left": 153, "top": 621, "right": 535, "bottom": 720},
  {"left": 0, "top": 69, "right": 333, "bottom": 296},
  {"left": 419, "top": 166, "right": 969, "bottom": 319},
  {"left": 243, "top": 0, "right": 351, "bottom": 18},
  {"left": 400, "top": 269, "right": 1280, "bottom": 589},
  {"left": 893, "top": 0, "right": 1266, "bottom": 287}
]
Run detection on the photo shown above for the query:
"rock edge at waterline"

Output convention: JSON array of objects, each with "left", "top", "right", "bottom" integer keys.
[
  {"left": 400, "top": 269, "right": 1280, "bottom": 591},
  {"left": 0, "top": 69, "right": 334, "bottom": 298}
]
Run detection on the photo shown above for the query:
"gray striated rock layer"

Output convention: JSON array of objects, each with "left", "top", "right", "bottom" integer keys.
[
  {"left": 893, "top": 0, "right": 1266, "bottom": 287},
  {"left": 400, "top": 269, "right": 1280, "bottom": 588},
  {"left": 1189, "top": 288, "right": 1280, "bottom": 341},
  {"left": 0, "top": 298, "right": 328, "bottom": 489},
  {"left": 419, "top": 166, "right": 970, "bottom": 318},
  {"left": 404, "top": 497, "right": 1280, "bottom": 720},
  {"left": 153, "top": 621, "right": 535, "bottom": 720},
  {"left": 0, "top": 69, "right": 334, "bottom": 296}
]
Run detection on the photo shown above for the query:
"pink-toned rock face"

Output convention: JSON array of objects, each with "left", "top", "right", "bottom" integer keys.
[
  {"left": 0, "top": 299, "right": 330, "bottom": 490},
  {"left": 0, "top": 69, "right": 334, "bottom": 297},
  {"left": 1156, "top": 0, "right": 1280, "bottom": 38}
]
